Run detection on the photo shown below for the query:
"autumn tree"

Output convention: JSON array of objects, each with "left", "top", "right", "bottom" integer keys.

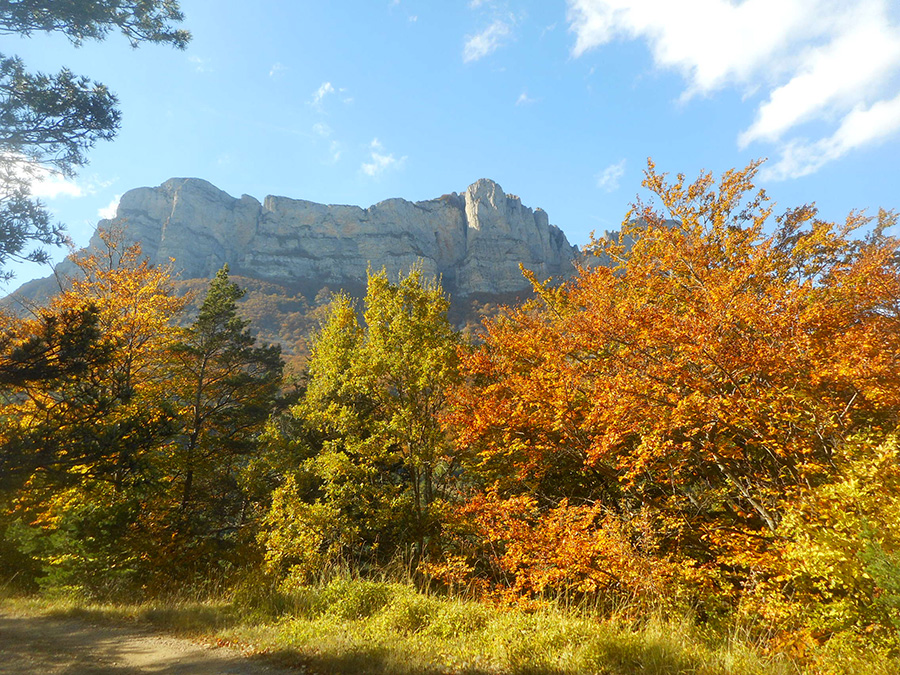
[
  {"left": 0, "top": 229, "right": 188, "bottom": 594},
  {"left": 449, "top": 161, "right": 900, "bottom": 597},
  {"left": 0, "top": 228, "right": 185, "bottom": 493},
  {"left": 263, "top": 267, "right": 461, "bottom": 578},
  {"left": 0, "top": 1, "right": 189, "bottom": 279},
  {"left": 0, "top": 303, "right": 110, "bottom": 487}
]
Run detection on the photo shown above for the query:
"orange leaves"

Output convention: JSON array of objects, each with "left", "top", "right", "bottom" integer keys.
[
  {"left": 449, "top": 160, "right": 900, "bottom": 588},
  {"left": 447, "top": 490, "right": 672, "bottom": 606},
  {"left": 55, "top": 228, "right": 186, "bottom": 365}
]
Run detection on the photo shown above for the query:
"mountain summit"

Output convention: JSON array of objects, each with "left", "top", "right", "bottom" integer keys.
[{"left": 8, "top": 178, "right": 580, "bottom": 306}]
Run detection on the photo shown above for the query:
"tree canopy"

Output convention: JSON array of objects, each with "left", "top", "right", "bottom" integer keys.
[
  {"left": 448, "top": 160, "right": 900, "bottom": 598},
  {"left": 0, "top": 0, "right": 189, "bottom": 280},
  {"left": 262, "top": 267, "right": 460, "bottom": 579}
]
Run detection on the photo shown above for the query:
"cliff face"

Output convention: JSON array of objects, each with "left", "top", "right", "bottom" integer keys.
[{"left": 88, "top": 177, "right": 578, "bottom": 296}]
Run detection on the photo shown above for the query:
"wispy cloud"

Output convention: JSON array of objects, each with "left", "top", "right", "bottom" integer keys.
[
  {"left": 763, "top": 92, "right": 900, "bottom": 180},
  {"left": 5, "top": 156, "right": 114, "bottom": 201},
  {"left": 98, "top": 195, "right": 121, "bottom": 220},
  {"left": 596, "top": 159, "right": 626, "bottom": 192},
  {"left": 361, "top": 138, "right": 406, "bottom": 177},
  {"left": 566, "top": 0, "right": 900, "bottom": 180},
  {"left": 188, "top": 55, "right": 213, "bottom": 73},
  {"left": 329, "top": 140, "right": 342, "bottom": 164},
  {"left": 312, "top": 122, "right": 332, "bottom": 137},
  {"left": 269, "top": 62, "right": 286, "bottom": 77},
  {"left": 311, "top": 81, "right": 335, "bottom": 106},
  {"left": 30, "top": 174, "right": 82, "bottom": 199},
  {"left": 463, "top": 19, "right": 511, "bottom": 63},
  {"left": 515, "top": 91, "right": 536, "bottom": 106}
]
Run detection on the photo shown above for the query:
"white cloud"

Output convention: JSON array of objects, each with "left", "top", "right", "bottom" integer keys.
[
  {"left": 409, "top": 15, "right": 418, "bottom": 22},
  {"left": 361, "top": 138, "right": 406, "bottom": 177},
  {"left": 5, "top": 157, "right": 81, "bottom": 199},
  {"left": 311, "top": 81, "right": 335, "bottom": 105},
  {"left": 566, "top": 0, "right": 900, "bottom": 179},
  {"left": 98, "top": 195, "right": 121, "bottom": 220},
  {"left": 2, "top": 156, "right": 114, "bottom": 203},
  {"left": 312, "top": 122, "right": 332, "bottom": 137},
  {"left": 762, "top": 92, "right": 900, "bottom": 181},
  {"left": 595, "top": 159, "right": 626, "bottom": 192},
  {"left": 188, "top": 55, "right": 212, "bottom": 73},
  {"left": 515, "top": 91, "right": 536, "bottom": 106},
  {"left": 739, "top": 11, "right": 900, "bottom": 147},
  {"left": 30, "top": 173, "right": 83, "bottom": 199},
  {"left": 463, "top": 19, "right": 511, "bottom": 63},
  {"left": 269, "top": 62, "right": 286, "bottom": 77}
]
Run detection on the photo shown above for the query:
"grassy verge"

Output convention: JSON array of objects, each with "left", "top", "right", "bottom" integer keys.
[{"left": 2, "top": 579, "right": 897, "bottom": 674}]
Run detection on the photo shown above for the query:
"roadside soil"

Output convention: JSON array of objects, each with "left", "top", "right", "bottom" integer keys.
[{"left": 0, "top": 608, "right": 299, "bottom": 674}]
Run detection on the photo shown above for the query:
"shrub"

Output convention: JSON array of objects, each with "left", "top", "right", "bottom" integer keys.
[
  {"left": 748, "top": 435, "right": 900, "bottom": 652},
  {"left": 321, "top": 578, "right": 395, "bottom": 620}
]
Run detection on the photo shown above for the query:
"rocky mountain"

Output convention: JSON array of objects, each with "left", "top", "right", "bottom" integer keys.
[
  {"left": 38, "top": 177, "right": 577, "bottom": 298},
  {"left": 4, "top": 178, "right": 585, "bottom": 358}
]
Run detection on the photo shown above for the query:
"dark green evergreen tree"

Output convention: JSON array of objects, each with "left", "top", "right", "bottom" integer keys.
[{"left": 170, "top": 266, "right": 283, "bottom": 545}]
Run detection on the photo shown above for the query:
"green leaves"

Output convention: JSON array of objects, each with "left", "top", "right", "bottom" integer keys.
[
  {"left": 168, "top": 265, "right": 283, "bottom": 547},
  {"left": 0, "top": 0, "right": 188, "bottom": 279},
  {"left": 268, "top": 266, "right": 461, "bottom": 570},
  {"left": 0, "top": 0, "right": 191, "bottom": 48}
]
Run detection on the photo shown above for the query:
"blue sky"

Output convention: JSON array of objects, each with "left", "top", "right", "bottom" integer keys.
[{"left": 6, "top": 0, "right": 900, "bottom": 288}]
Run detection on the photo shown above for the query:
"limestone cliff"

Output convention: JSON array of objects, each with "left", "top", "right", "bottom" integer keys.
[
  {"left": 96, "top": 177, "right": 577, "bottom": 296},
  {"left": 6, "top": 178, "right": 581, "bottom": 311}
]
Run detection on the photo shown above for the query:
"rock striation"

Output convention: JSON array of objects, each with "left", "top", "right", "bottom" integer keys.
[
  {"left": 8, "top": 178, "right": 580, "bottom": 305},
  {"left": 101, "top": 177, "right": 577, "bottom": 295}
]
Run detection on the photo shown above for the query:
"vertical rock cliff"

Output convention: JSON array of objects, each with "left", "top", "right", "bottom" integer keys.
[
  {"left": 96, "top": 177, "right": 578, "bottom": 296},
  {"left": 5, "top": 178, "right": 581, "bottom": 306}
]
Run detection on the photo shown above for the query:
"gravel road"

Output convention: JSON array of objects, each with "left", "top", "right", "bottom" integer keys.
[{"left": 0, "top": 609, "right": 298, "bottom": 674}]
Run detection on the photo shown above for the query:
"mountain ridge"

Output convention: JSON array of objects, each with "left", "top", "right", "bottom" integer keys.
[
  {"left": 4, "top": 178, "right": 589, "bottom": 332},
  {"left": 99, "top": 176, "right": 578, "bottom": 295}
]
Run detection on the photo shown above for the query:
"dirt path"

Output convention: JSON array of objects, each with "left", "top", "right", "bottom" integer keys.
[{"left": 0, "top": 609, "right": 299, "bottom": 674}]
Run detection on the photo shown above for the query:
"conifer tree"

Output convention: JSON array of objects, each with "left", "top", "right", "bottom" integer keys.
[
  {"left": 169, "top": 265, "right": 283, "bottom": 539},
  {"left": 0, "top": 1, "right": 189, "bottom": 279}
]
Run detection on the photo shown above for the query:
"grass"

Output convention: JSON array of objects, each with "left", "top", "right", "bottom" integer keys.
[{"left": 2, "top": 579, "right": 897, "bottom": 674}]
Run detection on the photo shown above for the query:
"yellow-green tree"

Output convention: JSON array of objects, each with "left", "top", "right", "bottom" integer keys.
[{"left": 264, "top": 267, "right": 460, "bottom": 577}]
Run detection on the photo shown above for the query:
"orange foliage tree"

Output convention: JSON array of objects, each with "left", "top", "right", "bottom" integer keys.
[
  {"left": 1, "top": 228, "right": 186, "bottom": 494},
  {"left": 0, "top": 229, "right": 191, "bottom": 593},
  {"left": 447, "top": 161, "right": 900, "bottom": 599}
]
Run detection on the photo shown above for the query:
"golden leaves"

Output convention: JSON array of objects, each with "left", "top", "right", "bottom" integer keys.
[{"left": 449, "top": 160, "right": 900, "bottom": 591}]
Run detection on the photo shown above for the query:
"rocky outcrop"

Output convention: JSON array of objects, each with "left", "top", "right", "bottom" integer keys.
[
  {"left": 7, "top": 178, "right": 580, "bottom": 306},
  {"left": 94, "top": 177, "right": 577, "bottom": 296}
]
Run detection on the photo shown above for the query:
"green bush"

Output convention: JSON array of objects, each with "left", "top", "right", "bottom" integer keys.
[
  {"left": 427, "top": 599, "right": 490, "bottom": 638},
  {"left": 321, "top": 578, "right": 395, "bottom": 620},
  {"left": 379, "top": 590, "right": 438, "bottom": 634}
]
